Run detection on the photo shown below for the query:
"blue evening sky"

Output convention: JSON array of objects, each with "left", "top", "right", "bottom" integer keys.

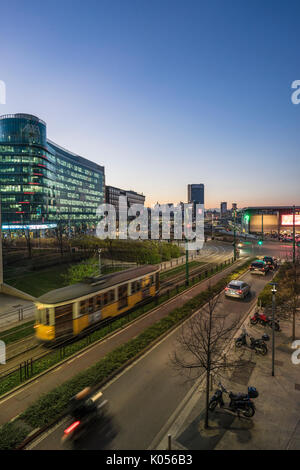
[{"left": 1, "top": 0, "right": 300, "bottom": 208}]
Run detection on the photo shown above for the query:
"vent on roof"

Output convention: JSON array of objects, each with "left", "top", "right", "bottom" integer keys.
[{"left": 83, "top": 272, "right": 114, "bottom": 286}]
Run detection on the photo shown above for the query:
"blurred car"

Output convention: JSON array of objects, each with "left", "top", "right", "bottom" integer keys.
[
  {"left": 250, "top": 260, "right": 269, "bottom": 276},
  {"left": 262, "top": 256, "right": 277, "bottom": 270},
  {"left": 225, "top": 280, "right": 250, "bottom": 299}
]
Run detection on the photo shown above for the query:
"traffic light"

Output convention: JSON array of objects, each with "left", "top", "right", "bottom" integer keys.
[{"left": 258, "top": 240, "right": 263, "bottom": 246}]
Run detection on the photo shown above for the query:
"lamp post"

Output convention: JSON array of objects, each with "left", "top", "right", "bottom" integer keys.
[
  {"left": 0, "top": 198, "right": 3, "bottom": 287},
  {"left": 293, "top": 205, "right": 296, "bottom": 264},
  {"left": 270, "top": 282, "right": 277, "bottom": 377},
  {"left": 233, "top": 209, "right": 237, "bottom": 261},
  {"left": 185, "top": 242, "right": 189, "bottom": 287},
  {"left": 98, "top": 248, "right": 102, "bottom": 275}
]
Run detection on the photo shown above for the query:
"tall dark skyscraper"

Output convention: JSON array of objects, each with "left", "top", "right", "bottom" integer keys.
[
  {"left": 220, "top": 201, "right": 228, "bottom": 217},
  {"left": 187, "top": 184, "right": 204, "bottom": 205},
  {"left": 188, "top": 184, "right": 204, "bottom": 220}
]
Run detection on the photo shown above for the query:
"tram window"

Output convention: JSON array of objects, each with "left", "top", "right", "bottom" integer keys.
[
  {"left": 103, "top": 292, "right": 108, "bottom": 305},
  {"left": 96, "top": 295, "right": 102, "bottom": 309},
  {"left": 131, "top": 280, "right": 141, "bottom": 293},
  {"left": 45, "top": 308, "right": 50, "bottom": 325},
  {"left": 80, "top": 300, "right": 88, "bottom": 315},
  {"left": 88, "top": 297, "right": 94, "bottom": 313},
  {"left": 109, "top": 290, "right": 115, "bottom": 302}
]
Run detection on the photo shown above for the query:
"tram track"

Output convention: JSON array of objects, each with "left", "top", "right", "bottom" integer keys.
[
  {"left": 0, "top": 252, "right": 239, "bottom": 398},
  {"left": 1, "top": 246, "right": 234, "bottom": 368}
]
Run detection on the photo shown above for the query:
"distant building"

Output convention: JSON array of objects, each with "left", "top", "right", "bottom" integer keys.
[
  {"left": 242, "top": 206, "right": 300, "bottom": 235},
  {"left": 0, "top": 113, "right": 105, "bottom": 231},
  {"left": 188, "top": 184, "right": 204, "bottom": 205},
  {"left": 232, "top": 203, "right": 237, "bottom": 211},
  {"left": 188, "top": 184, "right": 204, "bottom": 220},
  {"left": 220, "top": 202, "right": 227, "bottom": 217},
  {"left": 105, "top": 185, "right": 145, "bottom": 216}
]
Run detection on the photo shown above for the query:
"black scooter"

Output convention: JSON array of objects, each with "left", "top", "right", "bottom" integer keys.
[
  {"left": 209, "top": 382, "right": 258, "bottom": 417},
  {"left": 235, "top": 329, "right": 268, "bottom": 355}
]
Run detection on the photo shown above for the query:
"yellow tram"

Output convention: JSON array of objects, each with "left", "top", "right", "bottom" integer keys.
[{"left": 35, "top": 265, "right": 160, "bottom": 343}]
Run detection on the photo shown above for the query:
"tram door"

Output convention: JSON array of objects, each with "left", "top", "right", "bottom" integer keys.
[
  {"left": 55, "top": 304, "right": 73, "bottom": 338},
  {"left": 118, "top": 284, "right": 128, "bottom": 310}
]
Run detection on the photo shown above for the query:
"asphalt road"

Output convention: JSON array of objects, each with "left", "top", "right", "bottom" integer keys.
[
  {"left": 239, "top": 239, "right": 297, "bottom": 260},
  {"left": 30, "top": 266, "right": 272, "bottom": 450}
]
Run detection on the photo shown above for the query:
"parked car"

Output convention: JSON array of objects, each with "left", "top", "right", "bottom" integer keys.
[
  {"left": 250, "top": 260, "right": 269, "bottom": 276},
  {"left": 225, "top": 280, "right": 250, "bottom": 299},
  {"left": 263, "top": 256, "right": 277, "bottom": 270}
]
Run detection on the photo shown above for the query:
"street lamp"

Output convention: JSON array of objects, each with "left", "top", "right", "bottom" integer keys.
[
  {"left": 270, "top": 282, "right": 277, "bottom": 377},
  {"left": 293, "top": 205, "right": 296, "bottom": 264},
  {"left": 233, "top": 209, "right": 237, "bottom": 261},
  {"left": 185, "top": 241, "right": 189, "bottom": 287},
  {"left": 98, "top": 248, "right": 102, "bottom": 275}
]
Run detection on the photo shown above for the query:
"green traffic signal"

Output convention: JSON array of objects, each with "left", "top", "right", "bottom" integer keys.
[{"left": 258, "top": 240, "right": 263, "bottom": 245}]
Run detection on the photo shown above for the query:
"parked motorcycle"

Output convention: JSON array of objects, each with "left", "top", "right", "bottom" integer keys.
[
  {"left": 250, "top": 312, "right": 281, "bottom": 331},
  {"left": 235, "top": 329, "right": 268, "bottom": 355},
  {"left": 209, "top": 382, "right": 258, "bottom": 417}
]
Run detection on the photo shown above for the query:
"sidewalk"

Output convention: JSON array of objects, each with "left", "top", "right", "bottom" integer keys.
[{"left": 156, "top": 314, "right": 300, "bottom": 450}]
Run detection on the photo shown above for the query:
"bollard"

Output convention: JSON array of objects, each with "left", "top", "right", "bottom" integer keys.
[{"left": 168, "top": 434, "right": 172, "bottom": 450}]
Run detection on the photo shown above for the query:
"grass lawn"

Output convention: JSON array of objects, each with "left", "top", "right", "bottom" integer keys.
[
  {"left": 0, "top": 320, "right": 35, "bottom": 344},
  {"left": 5, "top": 263, "right": 128, "bottom": 298},
  {"left": 5, "top": 264, "right": 71, "bottom": 298}
]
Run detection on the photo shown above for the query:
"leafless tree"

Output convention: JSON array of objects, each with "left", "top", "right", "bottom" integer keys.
[
  {"left": 54, "top": 217, "right": 68, "bottom": 257},
  {"left": 22, "top": 226, "right": 32, "bottom": 259},
  {"left": 171, "top": 288, "right": 245, "bottom": 429}
]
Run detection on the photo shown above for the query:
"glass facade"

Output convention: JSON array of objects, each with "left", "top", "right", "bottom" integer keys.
[
  {"left": 187, "top": 184, "right": 204, "bottom": 205},
  {"left": 0, "top": 114, "right": 105, "bottom": 229}
]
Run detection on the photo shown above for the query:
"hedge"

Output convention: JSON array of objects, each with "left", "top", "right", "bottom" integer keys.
[{"left": 258, "top": 262, "right": 293, "bottom": 307}]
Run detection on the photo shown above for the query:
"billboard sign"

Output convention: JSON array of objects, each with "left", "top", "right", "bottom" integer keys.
[{"left": 281, "top": 214, "right": 300, "bottom": 226}]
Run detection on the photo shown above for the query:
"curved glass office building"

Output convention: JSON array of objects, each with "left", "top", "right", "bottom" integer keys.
[{"left": 0, "top": 114, "right": 105, "bottom": 230}]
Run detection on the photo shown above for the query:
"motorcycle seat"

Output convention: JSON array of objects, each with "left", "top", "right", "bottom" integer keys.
[{"left": 229, "top": 392, "right": 248, "bottom": 400}]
